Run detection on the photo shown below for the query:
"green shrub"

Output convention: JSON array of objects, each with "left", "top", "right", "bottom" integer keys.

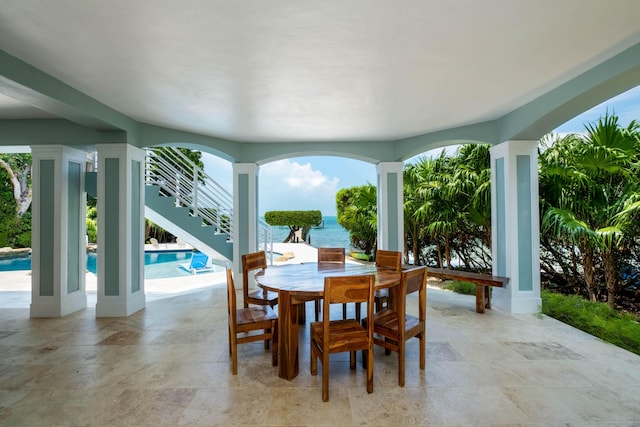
[
  {"left": 542, "top": 290, "right": 640, "bottom": 355},
  {"left": 444, "top": 280, "right": 477, "bottom": 295}
]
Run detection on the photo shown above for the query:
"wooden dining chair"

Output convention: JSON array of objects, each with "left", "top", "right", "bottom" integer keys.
[
  {"left": 226, "top": 267, "right": 278, "bottom": 375},
  {"left": 372, "top": 249, "right": 402, "bottom": 311},
  {"left": 362, "top": 265, "right": 427, "bottom": 386},
  {"left": 241, "top": 251, "right": 278, "bottom": 309},
  {"left": 314, "top": 247, "right": 346, "bottom": 321},
  {"left": 310, "top": 274, "right": 375, "bottom": 402}
]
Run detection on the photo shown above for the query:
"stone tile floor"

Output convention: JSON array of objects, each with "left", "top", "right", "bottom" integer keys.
[{"left": 1, "top": 265, "right": 640, "bottom": 425}]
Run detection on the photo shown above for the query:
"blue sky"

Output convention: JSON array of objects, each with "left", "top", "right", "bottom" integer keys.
[{"left": 203, "top": 85, "right": 640, "bottom": 216}]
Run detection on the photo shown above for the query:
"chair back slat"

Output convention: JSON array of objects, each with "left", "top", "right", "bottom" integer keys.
[
  {"left": 317, "top": 247, "right": 346, "bottom": 263},
  {"left": 324, "top": 274, "right": 374, "bottom": 306},
  {"left": 403, "top": 266, "right": 427, "bottom": 295},
  {"left": 375, "top": 249, "right": 401, "bottom": 272}
]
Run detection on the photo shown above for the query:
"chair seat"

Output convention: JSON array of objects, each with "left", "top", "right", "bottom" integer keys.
[
  {"left": 366, "top": 309, "right": 422, "bottom": 338},
  {"left": 246, "top": 289, "right": 279, "bottom": 306},
  {"left": 310, "top": 319, "right": 369, "bottom": 353},
  {"left": 236, "top": 306, "right": 277, "bottom": 327}
]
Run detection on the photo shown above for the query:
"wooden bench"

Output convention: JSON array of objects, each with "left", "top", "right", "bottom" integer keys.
[{"left": 426, "top": 267, "right": 509, "bottom": 313}]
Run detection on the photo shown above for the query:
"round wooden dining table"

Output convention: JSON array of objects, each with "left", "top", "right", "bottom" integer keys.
[{"left": 255, "top": 262, "right": 401, "bottom": 380}]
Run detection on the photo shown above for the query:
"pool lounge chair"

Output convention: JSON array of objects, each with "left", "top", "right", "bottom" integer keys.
[{"left": 178, "top": 251, "right": 213, "bottom": 275}]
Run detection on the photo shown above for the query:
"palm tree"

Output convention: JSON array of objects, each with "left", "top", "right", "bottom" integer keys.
[
  {"left": 403, "top": 161, "right": 429, "bottom": 265},
  {"left": 411, "top": 152, "right": 462, "bottom": 268},
  {"left": 336, "top": 184, "right": 377, "bottom": 255},
  {"left": 541, "top": 114, "right": 640, "bottom": 308}
]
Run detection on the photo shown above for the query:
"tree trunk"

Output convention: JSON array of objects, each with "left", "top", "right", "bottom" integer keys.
[
  {"left": 436, "top": 238, "right": 443, "bottom": 268},
  {"left": 444, "top": 233, "right": 451, "bottom": 269},
  {"left": 0, "top": 159, "right": 32, "bottom": 217},
  {"left": 603, "top": 250, "right": 617, "bottom": 309},
  {"left": 583, "top": 246, "right": 597, "bottom": 302}
]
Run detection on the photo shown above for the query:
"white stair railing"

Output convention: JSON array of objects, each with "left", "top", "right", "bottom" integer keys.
[
  {"left": 144, "top": 146, "right": 273, "bottom": 261},
  {"left": 145, "top": 147, "right": 233, "bottom": 237}
]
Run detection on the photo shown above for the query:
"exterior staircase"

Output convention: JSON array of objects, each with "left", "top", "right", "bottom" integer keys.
[
  {"left": 144, "top": 183, "right": 233, "bottom": 262},
  {"left": 86, "top": 146, "right": 273, "bottom": 265},
  {"left": 144, "top": 146, "right": 235, "bottom": 265}
]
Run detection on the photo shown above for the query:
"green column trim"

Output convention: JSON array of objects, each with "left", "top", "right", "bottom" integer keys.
[
  {"left": 516, "top": 155, "right": 533, "bottom": 291},
  {"left": 67, "top": 161, "right": 81, "bottom": 293},
  {"left": 104, "top": 158, "right": 120, "bottom": 296},
  {"left": 387, "top": 172, "right": 399, "bottom": 252},
  {"left": 495, "top": 157, "right": 506, "bottom": 277},
  {"left": 131, "top": 160, "right": 141, "bottom": 293},
  {"left": 39, "top": 159, "right": 55, "bottom": 296},
  {"left": 238, "top": 174, "right": 249, "bottom": 256}
]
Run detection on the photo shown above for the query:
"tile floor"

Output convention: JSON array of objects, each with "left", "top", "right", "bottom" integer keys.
[{"left": 1, "top": 275, "right": 640, "bottom": 426}]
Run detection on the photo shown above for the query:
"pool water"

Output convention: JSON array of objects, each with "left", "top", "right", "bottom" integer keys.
[{"left": 0, "top": 251, "right": 222, "bottom": 279}]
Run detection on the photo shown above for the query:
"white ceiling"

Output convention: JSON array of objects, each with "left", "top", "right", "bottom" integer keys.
[{"left": 1, "top": 0, "right": 640, "bottom": 143}]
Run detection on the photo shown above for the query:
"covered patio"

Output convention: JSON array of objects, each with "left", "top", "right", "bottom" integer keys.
[
  {"left": 1, "top": 2, "right": 640, "bottom": 423},
  {"left": 1, "top": 1, "right": 640, "bottom": 318},
  {"left": 1, "top": 267, "right": 639, "bottom": 425}
]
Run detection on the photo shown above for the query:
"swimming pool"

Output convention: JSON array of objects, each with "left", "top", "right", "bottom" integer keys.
[{"left": 0, "top": 250, "right": 222, "bottom": 279}]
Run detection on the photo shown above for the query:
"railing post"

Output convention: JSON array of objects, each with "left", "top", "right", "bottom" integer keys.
[
  {"left": 174, "top": 171, "right": 180, "bottom": 207},
  {"left": 193, "top": 163, "right": 199, "bottom": 217}
]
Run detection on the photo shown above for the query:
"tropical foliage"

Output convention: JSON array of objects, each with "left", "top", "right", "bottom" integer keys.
[
  {"left": 0, "top": 153, "right": 32, "bottom": 248},
  {"left": 336, "top": 185, "right": 377, "bottom": 254},
  {"left": 539, "top": 114, "right": 640, "bottom": 309},
  {"left": 403, "top": 144, "right": 492, "bottom": 271}
]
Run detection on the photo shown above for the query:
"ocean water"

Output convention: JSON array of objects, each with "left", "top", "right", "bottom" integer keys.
[{"left": 268, "top": 216, "right": 351, "bottom": 250}]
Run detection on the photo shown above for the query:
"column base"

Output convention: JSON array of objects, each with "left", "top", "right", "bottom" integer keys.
[
  {"left": 492, "top": 288, "right": 541, "bottom": 314},
  {"left": 96, "top": 292, "right": 145, "bottom": 317},
  {"left": 30, "top": 291, "right": 87, "bottom": 318}
]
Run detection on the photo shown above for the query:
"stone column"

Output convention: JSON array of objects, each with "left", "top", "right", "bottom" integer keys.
[
  {"left": 232, "top": 163, "right": 259, "bottom": 274},
  {"left": 30, "top": 145, "right": 87, "bottom": 317},
  {"left": 490, "top": 140, "right": 541, "bottom": 313},
  {"left": 376, "top": 162, "right": 404, "bottom": 252},
  {"left": 95, "top": 144, "right": 145, "bottom": 317}
]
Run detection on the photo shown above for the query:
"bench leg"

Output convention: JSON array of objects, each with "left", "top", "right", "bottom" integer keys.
[
  {"left": 485, "top": 287, "right": 491, "bottom": 310},
  {"left": 475, "top": 286, "right": 485, "bottom": 313}
]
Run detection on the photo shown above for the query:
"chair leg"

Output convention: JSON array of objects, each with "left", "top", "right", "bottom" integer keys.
[
  {"left": 361, "top": 319, "right": 368, "bottom": 369},
  {"left": 315, "top": 299, "right": 321, "bottom": 322},
  {"left": 310, "top": 341, "right": 318, "bottom": 375},
  {"left": 264, "top": 329, "right": 270, "bottom": 350},
  {"left": 398, "top": 341, "right": 405, "bottom": 387},
  {"left": 342, "top": 303, "right": 347, "bottom": 319},
  {"left": 355, "top": 302, "right": 361, "bottom": 322},
  {"left": 322, "top": 352, "right": 330, "bottom": 402},
  {"left": 271, "top": 321, "right": 278, "bottom": 367},
  {"left": 231, "top": 335, "right": 238, "bottom": 375},
  {"left": 366, "top": 345, "right": 374, "bottom": 394},
  {"left": 419, "top": 332, "right": 425, "bottom": 370},
  {"left": 349, "top": 351, "right": 356, "bottom": 369}
]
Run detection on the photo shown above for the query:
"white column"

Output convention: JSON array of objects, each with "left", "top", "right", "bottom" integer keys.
[
  {"left": 490, "top": 140, "right": 541, "bottom": 313},
  {"left": 232, "top": 163, "right": 259, "bottom": 274},
  {"left": 95, "top": 144, "right": 145, "bottom": 317},
  {"left": 30, "top": 145, "right": 87, "bottom": 317},
  {"left": 376, "top": 162, "right": 404, "bottom": 252}
]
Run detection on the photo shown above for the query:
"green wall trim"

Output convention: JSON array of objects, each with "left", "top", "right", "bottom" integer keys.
[
  {"left": 495, "top": 158, "right": 506, "bottom": 277},
  {"left": 131, "top": 160, "right": 141, "bottom": 293},
  {"left": 517, "top": 155, "right": 533, "bottom": 291},
  {"left": 105, "top": 158, "right": 120, "bottom": 296},
  {"left": 39, "top": 159, "right": 55, "bottom": 296},
  {"left": 67, "top": 161, "right": 81, "bottom": 293}
]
